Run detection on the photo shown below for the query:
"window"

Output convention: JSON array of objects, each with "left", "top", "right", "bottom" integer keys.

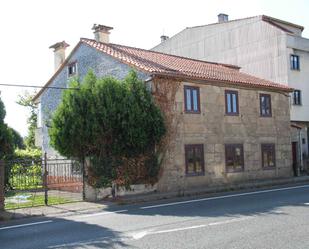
[
  {"left": 290, "top": 54, "right": 300, "bottom": 70},
  {"left": 225, "top": 144, "right": 244, "bottom": 172},
  {"left": 302, "top": 138, "right": 306, "bottom": 144},
  {"left": 68, "top": 62, "right": 77, "bottom": 77},
  {"left": 260, "top": 94, "right": 272, "bottom": 117},
  {"left": 225, "top": 90, "right": 239, "bottom": 115},
  {"left": 184, "top": 86, "right": 200, "bottom": 113},
  {"left": 185, "top": 144, "right": 204, "bottom": 176},
  {"left": 293, "top": 90, "right": 301, "bottom": 105},
  {"left": 261, "top": 144, "right": 276, "bottom": 169}
]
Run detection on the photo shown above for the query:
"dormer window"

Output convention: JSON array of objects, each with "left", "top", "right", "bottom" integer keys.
[{"left": 68, "top": 62, "right": 77, "bottom": 77}]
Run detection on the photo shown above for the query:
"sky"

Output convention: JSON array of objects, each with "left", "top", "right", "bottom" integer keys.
[{"left": 0, "top": 0, "right": 308, "bottom": 137}]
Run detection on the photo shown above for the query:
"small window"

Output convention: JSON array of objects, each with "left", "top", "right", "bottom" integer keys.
[
  {"left": 260, "top": 94, "right": 272, "bottom": 117},
  {"left": 225, "top": 90, "right": 239, "bottom": 115},
  {"left": 290, "top": 54, "right": 300, "bottom": 70},
  {"left": 68, "top": 62, "right": 77, "bottom": 77},
  {"left": 185, "top": 144, "right": 204, "bottom": 176},
  {"left": 302, "top": 138, "right": 306, "bottom": 144},
  {"left": 261, "top": 144, "right": 276, "bottom": 169},
  {"left": 293, "top": 90, "right": 301, "bottom": 105},
  {"left": 184, "top": 86, "right": 200, "bottom": 113},
  {"left": 225, "top": 144, "right": 244, "bottom": 172}
]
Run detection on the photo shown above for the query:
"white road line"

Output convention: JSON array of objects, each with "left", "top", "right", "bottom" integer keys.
[
  {"left": 73, "top": 209, "right": 128, "bottom": 219},
  {"left": 141, "top": 184, "right": 309, "bottom": 209},
  {"left": 131, "top": 217, "right": 251, "bottom": 240},
  {"left": 0, "top": 220, "right": 53, "bottom": 230}
]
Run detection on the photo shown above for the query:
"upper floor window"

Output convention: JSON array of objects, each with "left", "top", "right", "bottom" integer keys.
[
  {"left": 185, "top": 144, "right": 205, "bottom": 176},
  {"left": 293, "top": 90, "right": 301, "bottom": 105},
  {"left": 260, "top": 94, "right": 272, "bottom": 117},
  {"left": 68, "top": 62, "right": 77, "bottom": 77},
  {"left": 184, "top": 86, "right": 200, "bottom": 113},
  {"left": 225, "top": 90, "right": 239, "bottom": 115},
  {"left": 225, "top": 144, "right": 244, "bottom": 173},
  {"left": 261, "top": 144, "right": 276, "bottom": 169},
  {"left": 290, "top": 54, "right": 300, "bottom": 70}
]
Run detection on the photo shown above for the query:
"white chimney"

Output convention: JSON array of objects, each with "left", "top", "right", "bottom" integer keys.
[
  {"left": 160, "top": 35, "right": 169, "bottom": 43},
  {"left": 49, "top": 41, "right": 70, "bottom": 71},
  {"left": 218, "top": 13, "right": 229, "bottom": 23},
  {"left": 92, "top": 24, "right": 113, "bottom": 43}
]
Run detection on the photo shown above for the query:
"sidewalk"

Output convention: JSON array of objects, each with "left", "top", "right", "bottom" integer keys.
[{"left": 1, "top": 175, "right": 309, "bottom": 221}]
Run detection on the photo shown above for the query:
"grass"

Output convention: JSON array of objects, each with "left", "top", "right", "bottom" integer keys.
[{"left": 5, "top": 191, "right": 73, "bottom": 210}]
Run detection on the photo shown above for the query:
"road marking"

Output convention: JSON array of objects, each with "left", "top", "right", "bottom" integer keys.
[
  {"left": 73, "top": 209, "right": 128, "bottom": 219},
  {"left": 141, "top": 184, "right": 309, "bottom": 209},
  {"left": 131, "top": 216, "right": 251, "bottom": 240},
  {"left": 0, "top": 220, "right": 53, "bottom": 230},
  {"left": 304, "top": 203, "right": 309, "bottom": 205}
]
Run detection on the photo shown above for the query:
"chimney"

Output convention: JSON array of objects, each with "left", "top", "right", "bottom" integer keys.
[
  {"left": 218, "top": 13, "right": 229, "bottom": 23},
  {"left": 160, "top": 35, "right": 169, "bottom": 43},
  {"left": 49, "top": 41, "right": 70, "bottom": 71},
  {"left": 92, "top": 24, "right": 113, "bottom": 43}
]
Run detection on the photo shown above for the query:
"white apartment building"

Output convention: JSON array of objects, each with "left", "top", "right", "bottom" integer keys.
[{"left": 153, "top": 14, "right": 309, "bottom": 171}]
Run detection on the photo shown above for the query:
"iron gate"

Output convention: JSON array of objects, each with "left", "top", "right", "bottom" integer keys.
[{"left": 4, "top": 156, "right": 84, "bottom": 210}]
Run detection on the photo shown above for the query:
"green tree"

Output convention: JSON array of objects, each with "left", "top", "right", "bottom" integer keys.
[
  {"left": 16, "top": 91, "right": 37, "bottom": 149},
  {"left": 49, "top": 70, "right": 166, "bottom": 187},
  {"left": 8, "top": 127, "right": 25, "bottom": 149},
  {"left": 0, "top": 96, "right": 14, "bottom": 159}
]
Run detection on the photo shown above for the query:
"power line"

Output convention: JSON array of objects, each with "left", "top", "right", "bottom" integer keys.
[{"left": 0, "top": 83, "right": 79, "bottom": 90}]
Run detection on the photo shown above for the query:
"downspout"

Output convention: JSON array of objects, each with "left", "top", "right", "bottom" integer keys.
[{"left": 298, "top": 129, "right": 303, "bottom": 174}]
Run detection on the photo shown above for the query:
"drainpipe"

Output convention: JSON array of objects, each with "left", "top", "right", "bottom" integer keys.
[{"left": 298, "top": 129, "right": 303, "bottom": 175}]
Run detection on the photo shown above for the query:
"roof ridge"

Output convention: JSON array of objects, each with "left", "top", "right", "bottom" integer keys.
[{"left": 81, "top": 38, "right": 240, "bottom": 70}]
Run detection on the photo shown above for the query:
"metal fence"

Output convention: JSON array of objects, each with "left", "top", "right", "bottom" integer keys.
[{"left": 4, "top": 156, "right": 84, "bottom": 210}]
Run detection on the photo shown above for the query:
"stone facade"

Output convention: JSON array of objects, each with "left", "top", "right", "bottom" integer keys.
[
  {"left": 156, "top": 80, "right": 292, "bottom": 192},
  {"left": 35, "top": 42, "right": 293, "bottom": 195}
]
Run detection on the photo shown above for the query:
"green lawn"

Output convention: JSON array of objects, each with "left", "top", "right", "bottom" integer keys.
[{"left": 5, "top": 192, "right": 73, "bottom": 210}]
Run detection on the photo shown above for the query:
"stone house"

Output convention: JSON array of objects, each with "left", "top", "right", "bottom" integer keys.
[
  {"left": 34, "top": 25, "right": 293, "bottom": 193},
  {"left": 153, "top": 14, "right": 309, "bottom": 172}
]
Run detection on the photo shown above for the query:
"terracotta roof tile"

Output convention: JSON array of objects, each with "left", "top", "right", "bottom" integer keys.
[{"left": 81, "top": 38, "right": 292, "bottom": 92}]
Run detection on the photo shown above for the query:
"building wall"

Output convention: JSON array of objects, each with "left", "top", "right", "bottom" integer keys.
[
  {"left": 38, "top": 44, "right": 148, "bottom": 156},
  {"left": 157, "top": 81, "right": 292, "bottom": 192}
]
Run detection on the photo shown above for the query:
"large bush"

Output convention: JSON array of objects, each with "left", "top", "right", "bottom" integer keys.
[{"left": 49, "top": 70, "right": 166, "bottom": 187}]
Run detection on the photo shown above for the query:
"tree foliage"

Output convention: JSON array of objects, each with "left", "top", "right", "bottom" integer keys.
[
  {"left": 0, "top": 96, "right": 14, "bottom": 159},
  {"left": 49, "top": 70, "right": 166, "bottom": 187},
  {"left": 16, "top": 91, "right": 37, "bottom": 149}
]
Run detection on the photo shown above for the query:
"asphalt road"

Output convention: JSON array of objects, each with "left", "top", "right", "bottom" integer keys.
[{"left": 1, "top": 183, "right": 309, "bottom": 249}]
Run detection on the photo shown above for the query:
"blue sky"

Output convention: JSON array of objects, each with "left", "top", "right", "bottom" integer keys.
[{"left": 0, "top": 0, "right": 308, "bottom": 136}]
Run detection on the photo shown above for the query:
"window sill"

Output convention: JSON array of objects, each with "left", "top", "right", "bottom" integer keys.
[
  {"left": 186, "top": 172, "right": 205, "bottom": 177},
  {"left": 184, "top": 111, "right": 201, "bottom": 114},
  {"left": 262, "top": 166, "right": 276, "bottom": 170},
  {"left": 226, "top": 169, "right": 244, "bottom": 173},
  {"left": 225, "top": 113, "right": 239, "bottom": 116},
  {"left": 260, "top": 115, "right": 272, "bottom": 118}
]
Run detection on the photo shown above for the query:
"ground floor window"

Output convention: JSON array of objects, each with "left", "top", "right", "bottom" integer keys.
[
  {"left": 261, "top": 144, "right": 276, "bottom": 169},
  {"left": 225, "top": 144, "right": 244, "bottom": 172},
  {"left": 185, "top": 144, "right": 205, "bottom": 176}
]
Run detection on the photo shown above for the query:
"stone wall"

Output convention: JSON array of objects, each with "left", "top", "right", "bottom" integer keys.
[{"left": 157, "top": 80, "right": 293, "bottom": 192}]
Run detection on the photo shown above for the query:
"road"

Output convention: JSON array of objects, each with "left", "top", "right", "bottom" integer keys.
[{"left": 1, "top": 184, "right": 309, "bottom": 249}]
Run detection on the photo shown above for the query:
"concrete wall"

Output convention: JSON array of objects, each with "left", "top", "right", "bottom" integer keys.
[
  {"left": 38, "top": 44, "right": 149, "bottom": 157},
  {"left": 157, "top": 81, "right": 292, "bottom": 192}
]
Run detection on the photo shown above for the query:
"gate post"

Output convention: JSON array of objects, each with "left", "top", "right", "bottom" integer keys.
[
  {"left": 43, "top": 153, "right": 48, "bottom": 205},
  {"left": 0, "top": 160, "right": 5, "bottom": 210}
]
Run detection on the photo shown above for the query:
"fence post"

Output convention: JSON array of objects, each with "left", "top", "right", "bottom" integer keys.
[
  {"left": 0, "top": 160, "right": 5, "bottom": 211},
  {"left": 43, "top": 153, "right": 48, "bottom": 205}
]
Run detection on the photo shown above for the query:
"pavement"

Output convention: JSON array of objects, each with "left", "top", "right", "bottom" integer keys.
[
  {"left": 1, "top": 182, "right": 309, "bottom": 248},
  {"left": 1, "top": 175, "right": 309, "bottom": 221}
]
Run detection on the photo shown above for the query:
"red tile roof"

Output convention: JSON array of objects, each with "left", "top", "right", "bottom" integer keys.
[{"left": 81, "top": 38, "right": 292, "bottom": 92}]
